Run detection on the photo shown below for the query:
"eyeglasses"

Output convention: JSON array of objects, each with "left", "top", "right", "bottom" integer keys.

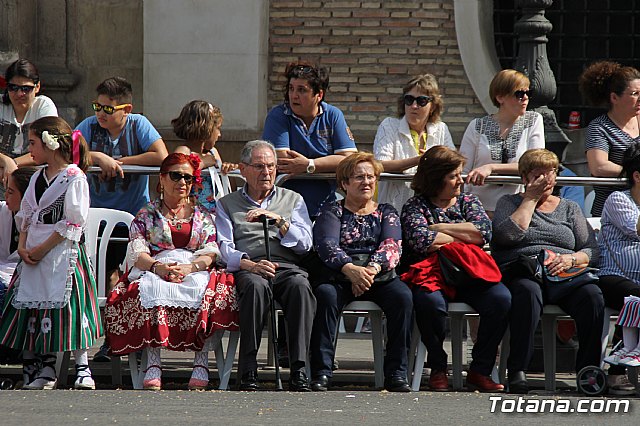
[
  {"left": 7, "top": 83, "right": 37, "bottom": 94},
  {"left": 244, "top": 162, "right": 276, "bottom": 172},
  {"left": 165, "top": 171, "right": 194, "bottom": 183},
  {"left": 351, "top": 174, "right": 377, "bottom": 183},
  {"left": 91, "top": 102, "right": 131, "bottom": 115},
  {"left": 403, "top": 94, "right": 433, "bottom": 107},
  {"left": 514, "top": 90, "right": 532, "bottom": 100}
]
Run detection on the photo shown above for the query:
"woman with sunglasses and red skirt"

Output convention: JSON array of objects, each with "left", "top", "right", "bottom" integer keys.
[
  {"left": 459, "top": 69, "right": 545, "bottom": 217},
  {"left": 373, "top": 74, "right": 454, "bottom": 212},
  {"left": 105, "top": 153, "right": 239, "bottom": 390},
  {"left": 0, "top": 59, "right": 58, "bottom": 183}
]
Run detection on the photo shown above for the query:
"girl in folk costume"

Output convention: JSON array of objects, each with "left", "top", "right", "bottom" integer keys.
[{"left": 0, "top": 116, "right": 101, "bottom": 390}]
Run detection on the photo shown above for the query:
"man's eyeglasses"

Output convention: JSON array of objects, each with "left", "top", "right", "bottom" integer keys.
[
  {"left": 165, "top": 171, "right": 194, "bottom": 183},
  {"left": 7, "top": 83, "right": 37, "bottom": 94},
  {"left": 91, "top": 102, "right": 131, "bottom": 115},
  {"left": 403, "top": 94, "right": 433, "bottom": 107},
  {"left": 514, "top": 90, "right": 532, "bottom": 100},
  {"left": 244, "top": 162, "right": 276, "bottom": 172}
]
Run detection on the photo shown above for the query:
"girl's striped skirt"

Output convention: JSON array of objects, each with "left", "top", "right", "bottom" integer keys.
[{"left": 0, "top": 243, "right": 102, "bottom": 352}]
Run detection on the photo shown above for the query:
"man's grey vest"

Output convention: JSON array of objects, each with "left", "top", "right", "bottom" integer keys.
[{"left": 217, "top": 188, "right": 303, "bottom": 263}]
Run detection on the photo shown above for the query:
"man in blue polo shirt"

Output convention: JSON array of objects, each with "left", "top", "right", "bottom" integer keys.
[{"left": 262, "top": 61, "right": 357, "bottom": 219}]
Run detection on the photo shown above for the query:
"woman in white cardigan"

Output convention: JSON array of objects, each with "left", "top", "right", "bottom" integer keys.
[{"left": 373, "top": 74, "right": 454, "bottom": 211}]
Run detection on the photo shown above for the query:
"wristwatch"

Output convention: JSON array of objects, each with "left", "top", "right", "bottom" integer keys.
[
  {"left": 306, "top": 159, "right": 316, "bottom": 174},
  {"left": 276, "top": 216, "right": 288, "bottom": 228}
]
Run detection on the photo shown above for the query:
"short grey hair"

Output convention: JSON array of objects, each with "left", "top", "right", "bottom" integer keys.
[{"left": 240, "top": 140, "right": 277, "bottom": 165}]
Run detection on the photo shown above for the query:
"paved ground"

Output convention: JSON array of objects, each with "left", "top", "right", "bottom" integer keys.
[
  {"left": 0, "top": 389, "right": 636, "bottom": 425},
  {"left": 1, "top": 330, "right": 637, "bottom": 425}
]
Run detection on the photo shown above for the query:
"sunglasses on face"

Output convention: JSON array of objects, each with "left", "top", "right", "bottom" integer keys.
[
  {"left": 166, "top": 171, "right": 194, "bottom": 183},
  {"left": 514, "top": 90, "right": 532, "bottom": 100},
  {"left": 7, "top": 83, "right": 37, "bottom": 94},
  {"left": 403, "top": 94, "right": 433, "bottom": 107},
  {"left": 91, "top": 102, "right": 131, "bottom": 115}
]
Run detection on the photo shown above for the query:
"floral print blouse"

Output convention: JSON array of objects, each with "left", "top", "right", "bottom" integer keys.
[
  {"left": 400, "top": 192, "right": 492, "bottom": 267},
  {"left": 313, "top": 200, "right": 401, "bottom": 272},
  {"left": 127, "top": 198, "right": 219, "bottom": 265}
]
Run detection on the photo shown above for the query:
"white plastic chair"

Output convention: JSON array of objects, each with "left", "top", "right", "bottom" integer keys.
[{"left": 56, "top": 207, "right": 134, "bottom": 387}]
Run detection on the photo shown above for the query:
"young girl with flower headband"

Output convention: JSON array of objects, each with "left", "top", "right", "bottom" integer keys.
[
  {"left": 171, "top": 100, "right": 238, "bottom": 211},
  {"left": 0, "top": 116, "right": 101, "bottom": 390}
]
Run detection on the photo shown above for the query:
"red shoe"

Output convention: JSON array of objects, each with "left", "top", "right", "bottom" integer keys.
[
  {"left": 466, "top": 370, "right": 504, "bottom": 392},
  {"left": 428, "top": 370, "right": 449, "bottom": 391}
]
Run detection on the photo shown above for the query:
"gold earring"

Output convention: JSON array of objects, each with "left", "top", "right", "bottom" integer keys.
[{"left": 160, "top": 186, "right": 164, "bottom": 200}]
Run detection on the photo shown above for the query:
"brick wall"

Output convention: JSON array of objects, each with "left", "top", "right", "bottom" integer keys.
[{"left": 268, "top": 0, "right": 487, "bottom": 147}]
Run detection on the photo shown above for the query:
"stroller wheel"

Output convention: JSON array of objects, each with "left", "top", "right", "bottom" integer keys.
[
  {"left": 576, "top": 366, "right": 607, "bottom": 396},
  {"left": 0, "top": 378, "right": 14, "bottom": 390}
]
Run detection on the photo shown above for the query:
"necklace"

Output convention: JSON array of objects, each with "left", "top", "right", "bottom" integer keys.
[{"left": 162, "top": 200, "right": 189, "bottom": 230}]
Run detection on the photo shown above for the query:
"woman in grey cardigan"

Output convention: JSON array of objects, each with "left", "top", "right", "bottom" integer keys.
[{"left": 491, "top": 149, "right": 604, "bottom": 394}]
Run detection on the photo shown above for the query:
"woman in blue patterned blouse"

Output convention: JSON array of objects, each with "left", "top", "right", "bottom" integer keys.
[
  {"left": 401, "top": 145, "right": 510, "bottom": 393},
  {"left": 309, "top": 152, "right": 413, "bottom": 393}
]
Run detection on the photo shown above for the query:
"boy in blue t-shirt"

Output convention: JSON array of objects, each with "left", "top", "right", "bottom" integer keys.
[{"left": 75, "top": 77, "right": 167, "bottom": 362}]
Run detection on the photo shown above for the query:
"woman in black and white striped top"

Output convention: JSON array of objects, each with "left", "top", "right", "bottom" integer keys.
[{"left": 582, "top": 61, "right": 640, "bottom": 217}]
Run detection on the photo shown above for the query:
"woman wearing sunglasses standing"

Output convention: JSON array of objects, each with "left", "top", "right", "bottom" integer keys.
[
  {"left": 105, "top": 152, "right": 238, "bottom": 390},
  {"left": 373, "top": 74, "right": 454, "bottom": 211},
  {"left": 0, "top": 59, "right": 58, "bottom": 182},
  {"left": 460, "top": 69, "right": 545, "bottom": 217}
]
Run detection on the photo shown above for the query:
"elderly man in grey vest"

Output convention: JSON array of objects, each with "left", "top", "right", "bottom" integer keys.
[{"left": 216, "top": 140, "right": 316, "bottom": 392}]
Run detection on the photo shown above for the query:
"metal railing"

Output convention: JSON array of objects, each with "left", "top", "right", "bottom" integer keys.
[{"left": 92, "top": 166, "right": 627, "bottom": 188}]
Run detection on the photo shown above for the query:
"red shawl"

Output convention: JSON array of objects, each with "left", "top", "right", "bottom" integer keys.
[{"left": 400, "top": 241, "right": 501, "bottom": 298}]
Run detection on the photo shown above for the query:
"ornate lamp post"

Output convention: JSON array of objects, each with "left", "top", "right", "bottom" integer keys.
[{"left": 514, "top": 0, "right": 570, "bottom": 158}]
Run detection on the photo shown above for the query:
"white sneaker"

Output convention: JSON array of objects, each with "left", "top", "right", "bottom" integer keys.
[
  {"left": 607, "top": 374, "right": 636, "bottom": 395},
  {"left": 619, "top": 351, "right": 640, "bottom": 367},
  {"left": 604, "top": 347, "right": 630, "bottom": 366},
  {"left": 74, "top": 375, "right": 95, "bottom": 390},
  {"left": 22, "top": 377, "right": 57, "bottom": 390}
]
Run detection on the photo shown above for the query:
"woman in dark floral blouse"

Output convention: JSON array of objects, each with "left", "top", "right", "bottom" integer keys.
[
  {"left": 309, "top": 152, "right": 413, "bottom": 393},
  {"left": 400, "top": 145, "right": 511, "bottom": 392}
]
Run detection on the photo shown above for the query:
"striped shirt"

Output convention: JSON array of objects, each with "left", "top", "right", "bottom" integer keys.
[
  {"left": 585, "top": 114, "right": 640, "bottom": 216},
  {"left": 598, "top": 190, "right": 640, "bottom": 284}
]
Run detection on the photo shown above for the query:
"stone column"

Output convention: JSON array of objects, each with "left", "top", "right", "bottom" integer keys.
[
  {"left": 0, "top": 0, "right": 19, "bottom": 69},
  {"left": 514, "top": 0, "right": 570, "bottom": 159}
]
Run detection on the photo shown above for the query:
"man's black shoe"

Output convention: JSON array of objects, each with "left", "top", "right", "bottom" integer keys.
[
  {"left": 289, "top": 370, "right": 311, "bottom": 392},
  {"left": 507, "top": 370, "right": 529, "bottom": 394},
  {"left": 384, "top": 376, "right": 411, "bottom": 392},
  {"left": 310, "top": 374, "right": 330, "bottom": 392},
  {"left": 239, "top": 369, "right": 259, "bottom": 391}
]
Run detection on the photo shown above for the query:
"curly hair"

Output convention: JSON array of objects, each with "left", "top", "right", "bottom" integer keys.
[
  {"left": 396, "top": 74, "right": 444, "bottom": 123},
  {"left": 171, "top": 100, "right": 223, "bottom": 142},
  {"left": 282, "top": 61, "right": 329, "bottom": 104},
  {"left": 579, "top": 61, "right": 640, "bottom": 108}
]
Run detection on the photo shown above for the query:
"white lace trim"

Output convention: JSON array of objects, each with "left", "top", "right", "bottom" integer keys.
[
  {"left": 54, "top": 221, "right": 83, "bottom": 242},
  {"left": 127, "top": 238, "right": 149, "bottom": 268}
]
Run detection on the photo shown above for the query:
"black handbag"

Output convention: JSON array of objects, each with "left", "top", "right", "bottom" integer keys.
[
  {"left": 536, "top": 249, "right": 599, "bottom": 303},
  {"left": 437, "top": 251, "right": 472, "bottom": 288}
]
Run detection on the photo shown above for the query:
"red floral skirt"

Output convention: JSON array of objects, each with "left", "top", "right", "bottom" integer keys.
[{"left": 105, "top": 270, "right": 239, "bottom": 355}]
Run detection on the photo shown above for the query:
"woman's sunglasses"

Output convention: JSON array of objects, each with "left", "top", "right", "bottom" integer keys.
[
  {"left": 514, "top": 90, "right": 532, "bottom": 100},
  {"left": 7, "top": 83, "right": 37, "bottom": 94},
  {"left": 403, "top": 94, "right": 433, "bottom": 107},
  {"left": 91, "top": 102, "right": 131, "bottom": 115},
  {"left": 287, "top": 65, "right": 318, "bottom": 79},
  {"left": 165, "top": 171, "right": 194, "bottom": 183}
]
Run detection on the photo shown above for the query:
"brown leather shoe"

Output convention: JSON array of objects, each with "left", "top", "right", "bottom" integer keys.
[
  {"left": 428, "top": 369, "right": 449, "bottom": 391},
  {"left": 466, "top": 370, "right": 504, "bottom": 392}
]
